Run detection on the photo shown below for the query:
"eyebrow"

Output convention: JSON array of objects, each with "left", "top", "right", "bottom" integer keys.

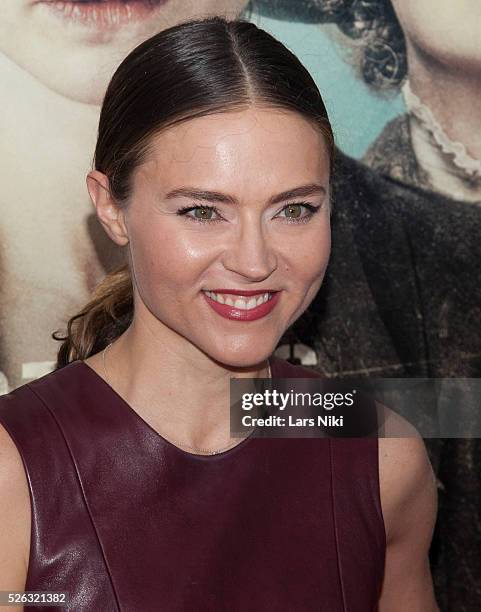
[{"left": 163, "top": 183, "right": 326, "bottom": 205}]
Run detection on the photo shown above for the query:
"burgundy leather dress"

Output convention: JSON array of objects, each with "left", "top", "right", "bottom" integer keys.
[{"left": 0, "top": 356, "right": 385, "bottom": 611}]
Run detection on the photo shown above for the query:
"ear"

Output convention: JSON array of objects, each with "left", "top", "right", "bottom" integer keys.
[{"left": 86, "top": 170, "right": 129, "bottom": 246}]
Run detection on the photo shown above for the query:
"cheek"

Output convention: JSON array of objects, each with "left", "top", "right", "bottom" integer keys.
[
  {"left": 128, "top": 224, "right": 183, "bottom": 299},
  {"left": 394, "top": 1, "right": 478, "bottom": 61},
  {"left": 128, "top": 220, "right": 213, "bottom": 304},
  {"left": 287, "top": 221, "right": 331, "bottom": 283}
]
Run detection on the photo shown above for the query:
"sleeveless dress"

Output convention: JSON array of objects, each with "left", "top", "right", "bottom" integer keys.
[{"left": 0, "top": 356, "right": 385, "bottom": 612}]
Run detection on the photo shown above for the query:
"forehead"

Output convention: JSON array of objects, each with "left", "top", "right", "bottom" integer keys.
[{"left": 134, "top": 107, "right": 330, "bottom": 195}]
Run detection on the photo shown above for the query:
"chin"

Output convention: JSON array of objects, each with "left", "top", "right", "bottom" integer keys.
[
  {"left": 9, "top": 39, "right": 136, "bottom": 105},
  {"left": 42, "top": 76, "right": 107, "bottom": 106},
  {"left": 25, "top": 54, "right": 122, "bottom": 105},
  {"left": 207, "top": 344, "right": 273, "bottom": 371},
  {"left": 196, "top": 322, "right": 289, "bottom": 371}
]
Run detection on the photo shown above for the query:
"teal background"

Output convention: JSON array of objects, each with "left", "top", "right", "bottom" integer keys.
[{"left": 252, "top": 13, "right": 405, "bottom": 159}]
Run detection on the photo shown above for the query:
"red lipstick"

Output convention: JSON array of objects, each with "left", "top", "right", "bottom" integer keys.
[{"left": 202, "top": 290, "right": 281, "bottom": 322}]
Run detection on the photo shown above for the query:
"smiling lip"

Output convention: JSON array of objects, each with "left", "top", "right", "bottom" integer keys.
[
  {"left": 36, "top": 0, "right": 167, "bottom": 29},
  {"left": 202, "top": 290, "right": 281, "bottom": 322},
  {"left": 208, "top": 289, "right": 279, "bottom": 296}
]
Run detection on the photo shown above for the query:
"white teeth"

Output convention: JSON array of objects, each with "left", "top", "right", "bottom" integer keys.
[{"left": 205, "top": 290, "right": 273, "bottom": 310}]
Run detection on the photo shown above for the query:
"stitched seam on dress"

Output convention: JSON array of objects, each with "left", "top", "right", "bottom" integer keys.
[
  {"left": 27, "top": 384, "right": 122, "bottom": 612},
  {"left": 374, "top": 436, "right": 387, "bottom": 600},
  {"left": 329, "top": 439, "right": 347, "bottom": 612}
]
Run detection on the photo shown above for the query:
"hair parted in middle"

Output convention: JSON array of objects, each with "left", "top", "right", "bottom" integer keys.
[{"left": 54, "top": 15, "right": 334, "bottom": 367}]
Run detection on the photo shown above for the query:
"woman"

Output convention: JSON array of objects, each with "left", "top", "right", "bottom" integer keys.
[{"left": 0, "top": 17, "right": 438, "bottom": 611}]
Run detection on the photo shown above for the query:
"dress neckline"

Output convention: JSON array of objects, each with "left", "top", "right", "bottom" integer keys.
[{"left": 76, "top": 357, "right": 276, "bottom": 460}]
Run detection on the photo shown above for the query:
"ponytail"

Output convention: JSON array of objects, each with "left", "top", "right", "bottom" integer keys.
[{"left": 54, "top": 264, "right": 133, "bottom": 368}]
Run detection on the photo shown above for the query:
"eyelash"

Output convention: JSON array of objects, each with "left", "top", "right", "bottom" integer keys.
[{"left": 176, "top": 202, "right": 321, "bottom": 225}]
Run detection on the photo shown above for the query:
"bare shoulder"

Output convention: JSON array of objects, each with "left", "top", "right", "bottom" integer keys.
[
  {"left": 0, "top": 421, "right": 31, "bottom": 595},
  {"left": 378, "top": 401, "right": 421, "bottom": 438},
  {"left": 378, "top": 431, "right": 437, "bottom": 543},
  {"left": 376, "top": 409, "right": 439, "bottom": 610}
]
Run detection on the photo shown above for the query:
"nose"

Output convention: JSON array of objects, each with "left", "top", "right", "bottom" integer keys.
[{"left": 221, "top": 216, "right": 278, "bottom": 282}]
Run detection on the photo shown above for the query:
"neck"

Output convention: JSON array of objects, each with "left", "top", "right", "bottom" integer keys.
[
  {"left": 406, "top": 44, "right": 481, "bottom": 160},
  {"left": 104, "top": 310, "right": 270, "bottom": 452}
]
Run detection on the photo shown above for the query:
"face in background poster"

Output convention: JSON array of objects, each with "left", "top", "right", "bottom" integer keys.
[{"left": 319, "top": 0, "right": 481, "bottom": 204}]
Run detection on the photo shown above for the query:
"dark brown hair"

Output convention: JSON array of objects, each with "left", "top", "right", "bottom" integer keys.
[{"left": 55, "top": 15, "right": 334, "bottom": 367}]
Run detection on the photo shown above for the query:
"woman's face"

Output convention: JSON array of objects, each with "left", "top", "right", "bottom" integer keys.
[
  {"left": 0, "top": 0, "right": 248, "bottom": 105},
  {"left": 391, "top": 0, "right": 481, "bottom": 71},
  {"left": 116, "top": 107, "right": 331, "bottom": 368}
]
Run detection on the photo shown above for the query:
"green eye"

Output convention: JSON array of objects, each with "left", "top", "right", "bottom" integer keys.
[
  {"left": 177, "top": 204, "right": 224, "bottom": 224},
  {"left": 193, "top": 207, "right": 214, "bottom": 220},
  {"left": 284, "top": 204, "right": 302, "bottom": 219},
  {"left": 277, "top": 202, "right": 320, "bottom": 224}
]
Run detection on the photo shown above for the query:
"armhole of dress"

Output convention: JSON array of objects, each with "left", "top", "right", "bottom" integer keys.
[
  {"left": 330, "top": 436, "right": 387, "bottom": 607},
  {"left": 328, "top": 438, "right": 348, "bottom": 612},
  {"left": 375, "top": 436, "right": 388, "bottom": 553}
]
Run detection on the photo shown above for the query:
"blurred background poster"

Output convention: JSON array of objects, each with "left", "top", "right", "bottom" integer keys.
[{"left": 1, "top": 1, "right": 480, "bottom": 609}]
